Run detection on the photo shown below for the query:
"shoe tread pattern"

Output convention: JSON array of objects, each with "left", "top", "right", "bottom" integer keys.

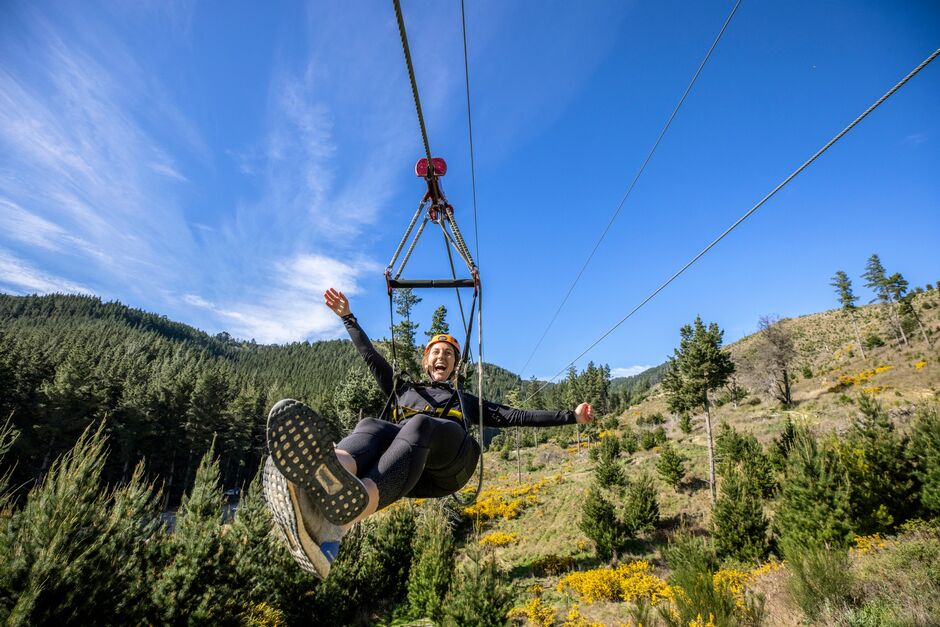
[{"left": 267, "top": 399, "right": 368, "bottom": 526}]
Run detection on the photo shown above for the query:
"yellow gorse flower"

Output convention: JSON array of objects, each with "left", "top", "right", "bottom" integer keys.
[
  {"left": 462, "top": 476, "right": 561, "bottom": 521},
  {"left": 556, "top": 561, "right": 673, "bottom": 605},
  {"left": 478, "top": 531, "right": 518, "bottom": 547},
  {"left": 852, "top": 533, "right": 889, "bottom": 555}
]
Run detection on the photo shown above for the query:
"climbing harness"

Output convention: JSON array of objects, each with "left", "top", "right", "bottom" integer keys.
[{"left": 386, "top": 0, "right": 485, "bottom": 504}]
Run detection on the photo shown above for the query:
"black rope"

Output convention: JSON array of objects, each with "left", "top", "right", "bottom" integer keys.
[
  {"left": 392, "top": 0, "right": 433, "bottom": 165},
  {"left": 517, "top": 0, "right": 741, "bottom": 378},
  {"left": 525, "top": 46, "right": 940, "bottom": 402}
]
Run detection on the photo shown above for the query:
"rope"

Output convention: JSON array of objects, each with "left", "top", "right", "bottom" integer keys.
[
  {"left": 392, "top": 0, "right": 433, "bottom": 165},
  {"left": 517, "top": 0, "right": 741, "bottom": 378},
  {"left": 525, "top": 46, "right": 940, "bottom": 401}
]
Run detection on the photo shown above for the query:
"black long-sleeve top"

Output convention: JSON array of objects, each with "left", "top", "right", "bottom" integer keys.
[{"left": 342, "top": 314, "right": 577, "bottom": 429}]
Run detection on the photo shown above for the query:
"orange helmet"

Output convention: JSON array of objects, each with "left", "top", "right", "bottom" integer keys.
[{"left": 424, "top": 334, "right": 461, "bottom": 356}]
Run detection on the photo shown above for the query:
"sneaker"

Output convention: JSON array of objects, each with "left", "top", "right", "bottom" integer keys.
[
  {"left": 262, "top": 456, "right": 344, "bottom": 579},
  {"left": 267, "top": 399, "right": 369, "bottom": 526}
]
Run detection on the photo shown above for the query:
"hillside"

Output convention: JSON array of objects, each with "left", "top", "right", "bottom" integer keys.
[
  {"left": 455, "top": 286, "right": 940, "bottom": 626},
  {"left": 0, "top": 293, "right": 520, "bottom": 499}
]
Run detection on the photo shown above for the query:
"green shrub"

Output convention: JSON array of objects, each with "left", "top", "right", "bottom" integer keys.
[
  {"left": 863, "top": 334, "right": 885, "bottom": 350},
  {"left": 776, "top": 428, "right": 853, "bottom": 554},
  {"left": 407, "top": 504, "right": 455, "bottom": 623},
  {"left": 621, "top": 428, "right": 639, "bottom": 454},
  {"left": 656, "top": 442, "right": 686, "bottom": 491},
  {"left": 659, "top": 535, "right": 738, "bottom": 627},
  {"left": 840, "top": 396, "right": 916, "bottom": 532},
  {"left": 908, "top": 404, "right": 940, "bottom": 516},
  {"left": 623, "top": 473, "right": 659, "bottom": 535},
  {"left": 785, "top": 544, "right": 854, "bottom": 620},
  {"left": 639, "top": 430, "right": 658, "bottom": 451},
  {"left": 579, "top": 486, "right": 628, "bottom": 561},
  {"left": 637, "top": 412, "right": 665, "bottom": 427},
  {"left": 678, "top": 413, "right": 693, "bottom": 434},
  {"left": 442, "top": 549, "right": 513, "bottom": 627},
  {"left": 712, "top": 463, "right": 768, "bottom": 562}
]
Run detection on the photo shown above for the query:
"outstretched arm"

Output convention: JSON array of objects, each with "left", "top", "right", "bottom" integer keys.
[
  {"left": 468, "top": 396, "right": 594, "bottom": 428},
  {"left": 324, "top": 288, "right": 395, "bottom": 396}
]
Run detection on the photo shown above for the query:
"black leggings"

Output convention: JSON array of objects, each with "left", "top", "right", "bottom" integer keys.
[{"left": 336, "top": 415, "right": 480, "bottom": 510}]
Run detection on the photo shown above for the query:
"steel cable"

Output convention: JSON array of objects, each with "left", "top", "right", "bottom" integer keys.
[{"left": 526, "top": 46, "right": 940, "bottom": 402}]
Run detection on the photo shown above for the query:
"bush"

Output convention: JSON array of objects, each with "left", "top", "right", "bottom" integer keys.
[
  {"left": 776, "top": 427, "right": 853, "bottom": 556},
  {"left": 678, "top": 413, "right": 693, "bottom": 434},
  {"left": 863, "top": 334, "right": 885, "bottom": 350},
  {"left": 840, "top": 396, "right": 916, "bottom": 532},
  {"left": 407, "top": 505, "right": 455, "bottom": 623},
  {"left": 621, "top": 428, "right": 639, "bottom": 454},
  {"left": 579, "top": 487, "right": 628, "bottom": 561},
  {"left": 623, "top": 473, "right": 659, "bottom": 535},
  {"left": 659, "top": 535, "right": 738, "bottom": 627},
  {"left": 715, "top": 423, "right": 776, "bottom": 498},
  {"left": 639, "top": 430, "right": 658, "bottom": 451},
  {"left": 908, "top": 404, "right": 940, "bottom": 516},
  {"left": 712, "top": 463, "right": 769, "bottom": 562},
  {"left": 785, "top": 544, "right": 854, "bottom": 620},
  {"left": 637, "top": 412, "right": 666, "bottom": 427},
  {"left": 656, "top": 442, "right": 686, "bottom": 491},
  {"left": 443, "top": 549, "right": 513, "bottom": 627}
]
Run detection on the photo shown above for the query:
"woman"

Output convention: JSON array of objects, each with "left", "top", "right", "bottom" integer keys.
[{"left": 263, "top": 288, "right": 593, "bottom": 578}]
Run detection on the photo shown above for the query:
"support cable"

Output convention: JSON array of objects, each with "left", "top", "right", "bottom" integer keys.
[
  {"left": 460, "top": 0, "right": 481, "bottom": 267},
  {"left": 526, "top": 46, "right": 940, "bottom": 401},
  {"left": 393, "top": 0, "right": 433, "bottom": 164},
  {"left": 517, "top": 0, "right": 741, "bottom": 377}
]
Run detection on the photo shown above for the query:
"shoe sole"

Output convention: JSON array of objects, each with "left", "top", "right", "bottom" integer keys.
[
  {"left": 267, "top": 399, "right": 369, "bottom": 526},
  {"left": 261, "top": 456, "right": 331, "bottom": 579}
]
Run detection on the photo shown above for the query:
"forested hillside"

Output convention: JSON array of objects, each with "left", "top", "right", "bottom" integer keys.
[{"left": 0, "top": 293, "right": 522, "bottom": 500}]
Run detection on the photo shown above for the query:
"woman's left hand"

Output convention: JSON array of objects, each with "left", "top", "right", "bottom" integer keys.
[{"left": 575, "top": 402, "right": 594, "bottom": 424}]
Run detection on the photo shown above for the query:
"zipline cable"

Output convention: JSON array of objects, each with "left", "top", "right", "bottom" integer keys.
[
  {"left": 517, "top": 0, "right": 741, "bottom": 379},
  {"left": 461, "top": 0, "right": 481, "bottom": 268},
  {"left": 525, "top": 46, "right": 940, "bottom": 402},
  {"left": 393, "top": 0, "right": 433, "bottom": 165}
]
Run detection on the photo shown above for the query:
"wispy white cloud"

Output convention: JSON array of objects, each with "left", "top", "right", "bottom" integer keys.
[
  {"left": 0, "top": 247, "right": 92, "bottom": 295},
  {"left": 183, "top": 253, "right": 379, "bottom": 343},
  {"left": 611, "top": 365, "right": 654, "bottom": 378}
]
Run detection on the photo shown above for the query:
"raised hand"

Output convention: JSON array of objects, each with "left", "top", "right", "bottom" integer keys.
[
  {"left": 575, "top": 402, "right": 594, "bottom": 424},
  {"left": 324, "top": 288, "right": 351, "bottom": 318}
]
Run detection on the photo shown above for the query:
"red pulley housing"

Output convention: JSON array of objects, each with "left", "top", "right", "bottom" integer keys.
[{"left": 415, "top": 157, "right": 447, "bottom": 177}]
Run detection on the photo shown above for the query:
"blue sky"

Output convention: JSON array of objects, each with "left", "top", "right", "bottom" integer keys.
[{"left": 1, "top": 1, "right": 938, "bottom": 384}]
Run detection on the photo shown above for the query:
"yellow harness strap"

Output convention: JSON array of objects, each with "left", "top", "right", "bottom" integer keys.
[{"left": 391, "top": 404, "right": 463, "bottom": 422}]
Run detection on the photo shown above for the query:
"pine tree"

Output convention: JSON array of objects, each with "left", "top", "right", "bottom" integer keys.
[
  {"left": 152, "top": 442, "right": 238, "bottom": 625},
  {"left": 656, "top": 442, "right": 686, "bottom": 491},
  {"left": 227, "top": 472, "right": 319, "bottom": 624},
  {"left": 406, "top": 504, "right": 455, "bottom": 623},
  {"left": 712, "top": 463, "right": 768, "bottom": 562},
  {"left": 831, "top": 270, "right": 866, "bottom": 359},
  {"left": 425, "top": 305, "right": 450, "bottom": 338},
  {"left": 908, "top": 405, "right": 940, "bottom": 515},
  {"left": 392, "top": 288, "right": 422, "bottom": 376},
  {"left": 661, "top": 316, "right": 735, "bottom": 503},
  {"left": 839, "top": 395, "right": 915, "bottom": 532},
  {"left": 623, "top": 473, "right": 660, "bottom": 535},
  {"left": 775, "top": 428, "right": 852, "bottom": 556},
  {"left": 443, "top": 548, "right": 513, "bottom": 627},
  {"left": 593, "top": 436, "right": 626, "bottom": 488},
  {"left": 579, "top": 486, "right": 627, "bottom": 561},
  {"left": 863, "top": 254, "right": 906, "bottom": 346},
  {"left": 333, "top": 361, "right": 386, "bottom": 431},
  {"left": 0, "top": 424, "right": 161, "bottom": 625},
  {"left": 367, "top": 504, "right": 418, "bottom": 604}
]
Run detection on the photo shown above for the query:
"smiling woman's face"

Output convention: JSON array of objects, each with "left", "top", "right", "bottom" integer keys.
[{"left": 424, "top": 342, "right": 457, "bottom": 381}]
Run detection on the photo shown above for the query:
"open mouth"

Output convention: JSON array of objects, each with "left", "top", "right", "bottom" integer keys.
[{"left": 433, "top": 363, "right": 448, "bottom": 375}]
